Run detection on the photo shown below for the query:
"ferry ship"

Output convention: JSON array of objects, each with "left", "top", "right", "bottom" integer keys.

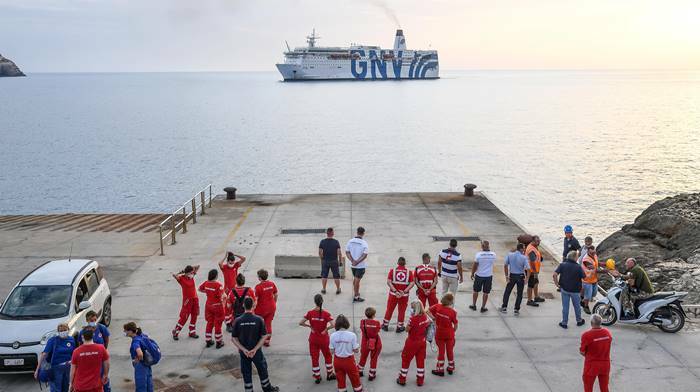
[{"left": 276, "top": 29, "right": 439, "bottom": 81}]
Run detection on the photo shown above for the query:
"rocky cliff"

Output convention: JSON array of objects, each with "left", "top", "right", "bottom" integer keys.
[
  {"left": 0, "top": 54, "right": 25, "bottom": 77},
  {"left": 598, "top": 193, "right": 700, "bottom": 303}
]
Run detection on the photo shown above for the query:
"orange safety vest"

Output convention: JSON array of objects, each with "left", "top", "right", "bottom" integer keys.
[
  {"left": 581, "top": 254, "right": 599, "bottom": 284},
  {"left": 526, "top": 244, "right": 542, "bottom": 273}
]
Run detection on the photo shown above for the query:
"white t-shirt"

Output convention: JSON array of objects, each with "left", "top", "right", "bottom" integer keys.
[
  {"left": 329, "top": 330, "right": 359, "bottom": 358},
  {"left": 474, "top": 251, "right": 496, "bottom": 278},
  {"left": 346, "top": 237, "right": 369, "bottom": 269}
]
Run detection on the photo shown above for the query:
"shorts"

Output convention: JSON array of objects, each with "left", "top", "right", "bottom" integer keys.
[
  {"left": 351, "top": 267, "right": 365, "bottom": 279},
  {"left": 582, "top": 283, "right": 598, "bottom": 300},
  {"left": 528, "top": 273, "right": 539, "bottom": 288},
  {"left": 473, "top": 275, "right": 493, "bottom": 293},
  {"left": 321, "top": 260, "right": 340, "bottom": 279}
]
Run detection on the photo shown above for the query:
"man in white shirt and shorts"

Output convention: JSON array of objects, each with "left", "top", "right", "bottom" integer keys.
[
  {"left": 470, "top": 240, "right": 496, "bottom": 313},
  {"left": 346, "top": 226, "right": 369, "bottom": 303}
]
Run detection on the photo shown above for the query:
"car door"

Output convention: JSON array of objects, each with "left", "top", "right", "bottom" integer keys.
[{"left": 69, "top": 275, "right": 91, "bottom": 330}]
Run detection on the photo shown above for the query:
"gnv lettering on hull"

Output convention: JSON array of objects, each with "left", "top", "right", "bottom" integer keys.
[{"left": 351, "top": 50, "right": 436, "bottom": 80}]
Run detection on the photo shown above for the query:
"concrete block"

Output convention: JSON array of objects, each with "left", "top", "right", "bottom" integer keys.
[{"left": 274, "top": 255, "right": 346, "bottom": 279}]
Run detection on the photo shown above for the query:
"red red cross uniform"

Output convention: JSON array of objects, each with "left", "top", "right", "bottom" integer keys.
[
  {"left": 254, "top": 280, "right": 278, "bottom": 345},
  {"left": 304, "top": 309, "right": 335, "bottom": 381},
  {"left": 398, "top": 313, "right": 431, "bottom": 386},
  {"left": 414, "top": 264, "right": 438, "bottom": 308},
  {"left": 198, "top": 280, "right": 225, "bottom": 343},
  {"left": 225, "top": 286, "right": 256, "bottom": 325},
  {"left": 173, "top": 275, "right": 199, "bottom": 338},
  {"left": 580, "top": 328, "right": 612, "bottom": 392},
  {"left": 429, "top": 303, "right": 458, "bottom": 374},
  {"left": 382, "top": 266, "right": 414, "bottom": 328},
  {"left": 357, "top": 319, "right": 382, "bottom": 379}
]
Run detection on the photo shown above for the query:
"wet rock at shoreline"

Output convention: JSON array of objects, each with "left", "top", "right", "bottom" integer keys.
[{"left": 597, "top": 193, "right": 700, "bottom": 303}]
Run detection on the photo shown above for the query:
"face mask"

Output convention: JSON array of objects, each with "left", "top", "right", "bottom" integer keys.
[
  {"left": 58, "top": 331, "right": 69, "bottom": 338},
  {"left": 186, "top": 274, "right": 194, "bottom": 279},
  {"left": 410, "top": 308, "right": 415, "bottom": 316},
  {"left": 123, "top": 331, "right": 129, "bottom": 337},
  {"left": 88, "top": 321, "right": 97, "bottom": 327}
]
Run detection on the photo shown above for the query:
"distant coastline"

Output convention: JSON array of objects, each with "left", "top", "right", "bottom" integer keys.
[{"left": 0, "top": 54, "right": 25, "bottom": 77}]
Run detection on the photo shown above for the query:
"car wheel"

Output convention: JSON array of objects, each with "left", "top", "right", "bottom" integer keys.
[{"left": 101, "top": 298, "right": 112, "bottom": 327}]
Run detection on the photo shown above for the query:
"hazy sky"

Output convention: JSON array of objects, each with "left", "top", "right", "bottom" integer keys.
[{"left": 2, "top": 0, "right": 700, "bottom": 72}]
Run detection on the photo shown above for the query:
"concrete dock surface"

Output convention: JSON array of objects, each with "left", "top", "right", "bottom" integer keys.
[{"left": 0, "top": 192, "right": 698, "bottom": 392}]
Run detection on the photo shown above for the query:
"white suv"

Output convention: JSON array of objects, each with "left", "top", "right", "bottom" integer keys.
[{"left": 0, "top": 259, "right": 111, "bottom": 373}]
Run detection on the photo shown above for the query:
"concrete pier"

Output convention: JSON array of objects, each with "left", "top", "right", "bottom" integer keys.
[{"left": 0, "top": 192, "right": 698, "bottom": 391}]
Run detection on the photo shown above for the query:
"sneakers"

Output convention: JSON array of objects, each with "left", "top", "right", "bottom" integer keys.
[
  {"left": 558, "top": 322, "right": 568, "bottom": 329},
  {"left": 514, "top": 309, "right": 520, "bottom": 315},
  {"left": 576, "top": 319, "right": 586, "bottom": 327},
  {"left": 447, "top": 368, "right": 454, "bottom": 375},
  {"left": 188, "top": 333, "right": 199, "bottom": 339},
  {"left": 205, "top": 340, "right": 214, "bottom": 348},
  {"left": 381, "top": 324, "right": 389, "bottom": 332},
  {"left": 321, "top": 289, "right": 327, "bottom": 294},
  {"left": 396, "top": 378, "right": 406, "bottom": 386},
  {"left": 396, "top": 326, "right": 406, "bottom": 333},
  {"left": 480, "top": 307, "right": 488, "bottom": 313},
  {"left": 534, "top": 296, "right": 545, "bottom": 303},
  {"left": 353, "top": 296, "right": 365, "bottom": 303},
  {"left": 583, "top": 305, "right": 591, "bottom": 315},
  {"left": 358, "top": 371, "right": 364, "bottom": 377},
  {"left": 468, "top": 305, "right": 477, "bottom": 311},
  {"left": 417, "top": 378, "right": 424, "bottom": 387},
  {"left": 368, "top": 374, "right": 376, "bottom": 381},
  {"left": 314, "top": 377, "right": 321, "bottom": 384},
  {"left": 263, "top": 387, "right": 279, "bottom": 392},
  {"left": 326, "top": 373, "right": 336, "bottom": 381},
  {"left": 499, "top": 307, "right": 507, "bottom": 314},
  {"left": 431, "top": 370, "right": 444, "bottom": 377},
  {"left": 172, "top": 333, "right": 179, "bottom": 341},
  {"left": 526, "top": 300, "right": 539, "bottom": 307},
  {"left": 336, "top": 289, "right": 341, "bottom": 295}
]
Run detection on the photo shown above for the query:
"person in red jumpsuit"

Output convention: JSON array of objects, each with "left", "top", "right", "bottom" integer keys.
[
  {"left": 198, "top": 269, "right": 226, "bottom": 348},
  {"left": 225, "top": 273, "right": 256, "bottom": 331},
  {"left": 382, "top": 257, "right": 415, "bottom": 333},
  {"left": 357, "top": 307, "right": 381, "bottom": 381},
  {"left": 329, "top": 314, "right": 363, "bottom": 392},
  {"left": 397, "top": 301, "right": 431, "bottom": 386},
  {"left": 171, "top": 265, "right": 200, "bottom": 340},
  {"left": 254, "top": 269, "right": 278, "bottom": 347},
  {"left": 219, "top": 250, "right": 246, "bottom": 293},
  {"left": 580, "top": 314, "right": 612, "bottom": 392},
  {"left": 299, "top": 294, "right": 336, "bottom": 384},
  {"left": 415, "top": 253, "right": 438, "bottom": 308},
  {"left": 427, "top": 293, "right": 458, "bottom": 376}
]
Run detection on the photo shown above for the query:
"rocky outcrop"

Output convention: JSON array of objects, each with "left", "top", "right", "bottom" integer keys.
[
  {"left": 0, "top": 54, "right": 25, "bottom": 77},
  {"left": 597, "top": 193, "right": 700, "bottom": 303}
]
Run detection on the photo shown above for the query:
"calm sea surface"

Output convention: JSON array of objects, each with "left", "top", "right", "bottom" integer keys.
[{"left": 1, "top": 71, "right": 699, "bottom": 252}]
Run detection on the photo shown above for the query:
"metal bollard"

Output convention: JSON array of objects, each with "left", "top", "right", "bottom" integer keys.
[
  {"left": 224, "top": 187, "right": 237, "bottom": 200},
  {"left": 464, "top": 183, "right": 477, "bottom": 197}
]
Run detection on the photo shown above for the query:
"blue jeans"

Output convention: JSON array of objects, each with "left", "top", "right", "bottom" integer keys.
[
  {"left": 49, "top": 363, "right": 70, "bottom": 392},
  {"left": 561, "top": 289, "right": 582, "bottom": 325},
  {"left": 133, "top": 362, "right": 153, "bottom": 392},
  {"left": 240, "top": 349, "right": 272, "bottom": 392}
]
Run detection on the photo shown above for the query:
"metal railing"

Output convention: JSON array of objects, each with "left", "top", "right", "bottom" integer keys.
[{"left": 159, "top": 184, "right": 212, "bottom": 255}]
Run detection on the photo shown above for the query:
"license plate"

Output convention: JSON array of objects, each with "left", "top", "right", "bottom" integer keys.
[{"left": 4, "top": 358, "right": 24, "bottom": 366}]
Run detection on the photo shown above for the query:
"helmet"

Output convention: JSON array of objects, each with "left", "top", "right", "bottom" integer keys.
[
  {"left": 564, "top": 225, "right": 573, "bottom": 233},
  {"left": 605, "top": 258, "right": 616, "bottom": 270}
]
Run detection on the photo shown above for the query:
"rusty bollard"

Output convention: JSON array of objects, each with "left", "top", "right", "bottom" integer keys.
[
  {"left": 464, "top": 183, "right": 477, "bottom": 197},
  {"left": 224, "top": 187, "right": 237, "bottom": 200}
]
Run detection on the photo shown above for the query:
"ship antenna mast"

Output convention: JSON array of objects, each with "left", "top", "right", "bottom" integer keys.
[{"left": 306, "top": 28, "right": 320, "bottom": 48}]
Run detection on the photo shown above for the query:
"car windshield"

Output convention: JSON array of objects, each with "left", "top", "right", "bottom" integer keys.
[{"left": 0, "top": 285, "right": 72, "bottom": 319}]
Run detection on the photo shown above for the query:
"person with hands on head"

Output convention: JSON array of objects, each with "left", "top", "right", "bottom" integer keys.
[
  {"left": 299, "top": 293, "right": 336, "bottom": 384},
  {"left": 232, "top": 297, "right": 280, "bottom": 392},
  {"left": 219, "top": 251, "right": 246, "bottom": 292},
  {"left": 171, "top": 264, "right": 200, "bottom": 340},
  {"left": 35, "top": 322, "right": 75, "bottom": 392},
  {"left": 381, "top": 257, "right": 415, "bottom": 333},
  {"left": 123, "top": 322, "right": 153, "bottom": 392}
]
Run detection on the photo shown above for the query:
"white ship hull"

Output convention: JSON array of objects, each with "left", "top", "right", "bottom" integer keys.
[{"left": 276, "top": 57, "right": 439, "bottom": 81}]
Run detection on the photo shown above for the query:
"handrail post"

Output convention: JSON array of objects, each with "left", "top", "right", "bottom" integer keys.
[
  {"left": 191, "top": 199, "right": 197, "bottom": 224},
  {"left": 171, "top": 215, "right": 176, "bottom": 244},
  {"left": 159, "top": 226, "right": 164, "bottom": 256},
  {"left": 201, "top": 191, "right": 206, "bottom": 215},
  {"left": 208, "top": 184, "right": 212, "bottom": 208},
  {"left": 181, "top": 206, "right": 187, "bottom": 234}
]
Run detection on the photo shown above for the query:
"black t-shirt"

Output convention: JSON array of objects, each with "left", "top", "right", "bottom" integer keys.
[
  {"left": 232, "top": 313, "right": 267, "bottom": 350},
  {"left": 319, "top": 238, "right": 341, "bottom": 263},
  {"left": 554, "top": 259, "right": 585, "bottom": 293}
]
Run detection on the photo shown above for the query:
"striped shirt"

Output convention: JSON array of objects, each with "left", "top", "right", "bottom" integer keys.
[{"left": 438, "top": 248, "right": 462, "bottom": 278}]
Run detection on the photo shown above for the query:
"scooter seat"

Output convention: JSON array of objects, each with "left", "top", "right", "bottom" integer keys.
[{"left": 636, "top": 292, "right": 675, "bottom": 304}]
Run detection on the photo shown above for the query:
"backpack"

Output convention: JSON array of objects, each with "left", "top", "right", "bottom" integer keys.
[
  {"left": 425, "top": 321, "right": 436, "bottom": 343},
  {"left": 140, "top": 334, "right": 162, "bottom": 366},
  {"left": 232, "top": 288, "right": 249, "bottom": 319}
]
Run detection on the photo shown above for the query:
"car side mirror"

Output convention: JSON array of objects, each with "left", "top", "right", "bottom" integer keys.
[{"left": 78, "top": 301, "right": 91, "bottom": 311}]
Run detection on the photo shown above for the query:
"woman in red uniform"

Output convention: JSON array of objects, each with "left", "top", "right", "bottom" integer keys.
[
  {"left": 219, "top": 251, "right": 246, "bottom": 292},
  {"left": 330, "top": 314, "right": 363, "bottom": 392},
  {"left": 198, "top": 269, "right": 226, "bottom": 349},
  {"left": 358, "top": 307, "right": 381, "bottom": 381},
  {"left": 299, "top": 294, "right": 336, "bottom": 384},
  {"left": 254, "top": 269, "right": 278, "bottom": 347},
  {"left": 415, "top": 253, "right": 438, "bottom": 307},
  {"left": 225, "top": 273, "right": 256, "bottom": 331},
  {"left": 382, "top": 257, "right": 414, "bottom": 333},
  {"left": 427, "top": 293, "right": 458, "bottom": 376},
  {"left": 171, "top": 265, "right": 200, "bottom": 340},
  {"left": 397, "top": 301, "right": 431, "bottom": 386}
]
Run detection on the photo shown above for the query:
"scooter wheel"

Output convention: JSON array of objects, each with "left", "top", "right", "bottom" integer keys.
[
  {"left": 593, "top": 303, "right": 617, "bottom": 326},
  {"left": 657, "top": 306, "right": 685, "bottom": 333}
]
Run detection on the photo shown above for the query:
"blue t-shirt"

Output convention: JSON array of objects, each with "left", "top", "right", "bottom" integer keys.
[
  {"left": 504, "top": 251, "right": 529, "bottom": 274},
  {"left": 44, "top": 336, "right": 76, "bottom": 366},
  {"left": 129, "top": 335, "right": 145, "bottom": 360},
  {"left": 78, "top": 324, "right": 110, "bottom": 346},
  {"left": 554, "top": 259, "right": 585, "bottom": 292}
]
